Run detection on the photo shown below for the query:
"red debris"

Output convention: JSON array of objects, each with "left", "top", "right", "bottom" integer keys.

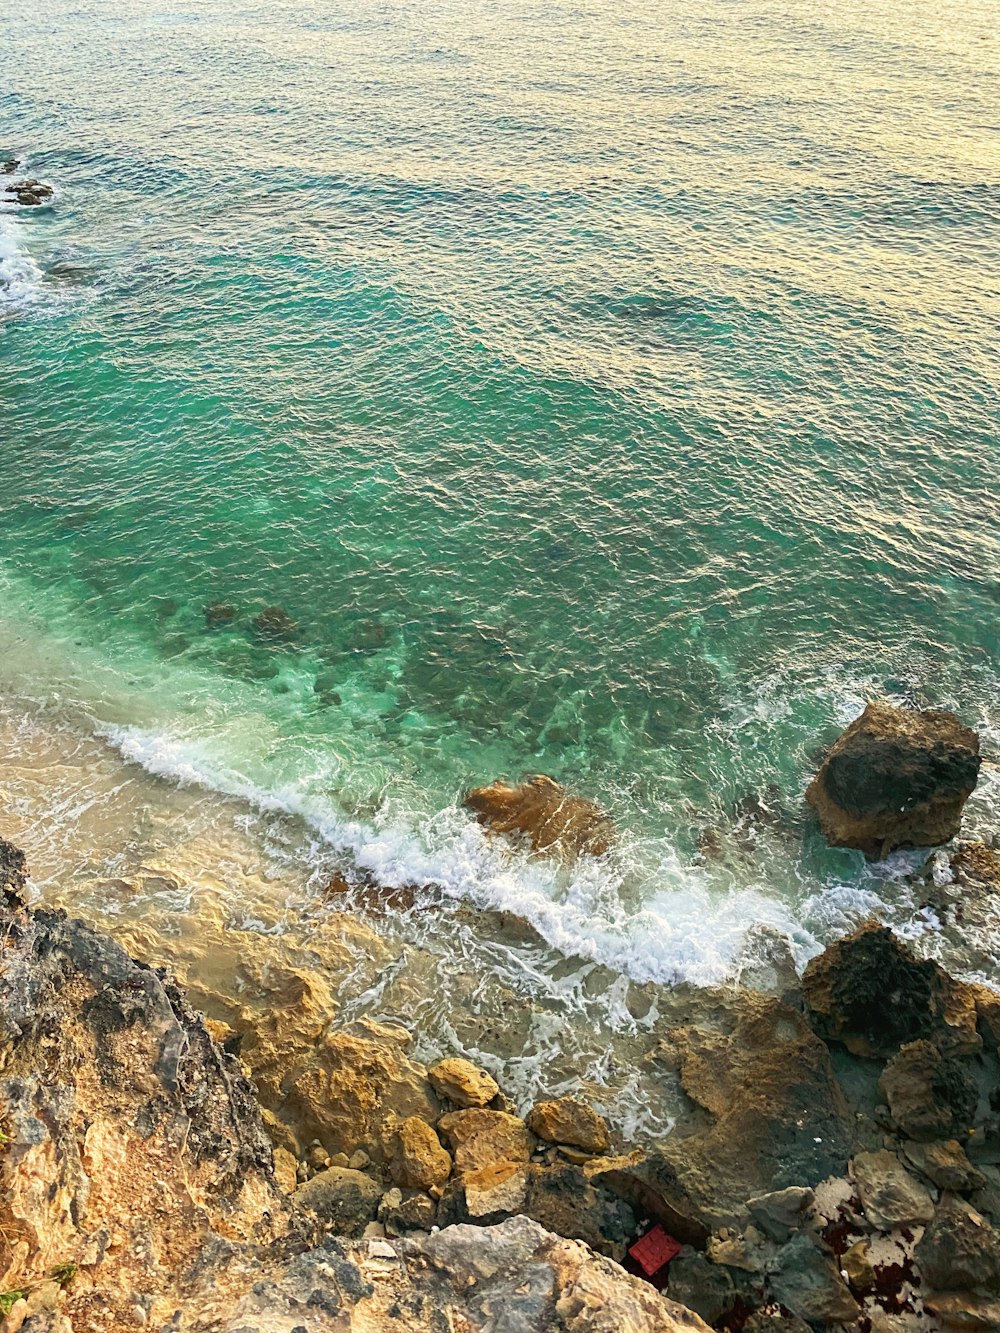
[{"left": 629, "top": 1225, "right": 682, "bottom": 1278}]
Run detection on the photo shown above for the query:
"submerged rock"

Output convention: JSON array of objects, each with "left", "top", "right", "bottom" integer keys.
[
  {"left": 251, "top": 604, "right": 299, "bottom": 640},
  {"left": 806, "top": 701, "right": 980, "bottom": 858},
  {"left": 2, "top": 158, "right": 20, "bottom": 173},
  {"left": 204, "top": 601, "right": 238, "bottom": 629},
  {"left": 463, "top": 774, "right": 614, "bottom": 858},
  {"left": 4, "top": 178, "right": 53, "bottom": 206}
]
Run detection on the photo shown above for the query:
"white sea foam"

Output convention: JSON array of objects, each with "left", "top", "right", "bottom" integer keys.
[
  {"left": 0, "top": 215, "right": 44, "bottom": 311},
  {"left": 103, "top": 719, "right": 819, "bottom": 989}
]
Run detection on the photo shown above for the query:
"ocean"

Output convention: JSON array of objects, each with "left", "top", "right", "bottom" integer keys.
[{"left": 2, "top": 0, "right": 999, "bottom": 1007}]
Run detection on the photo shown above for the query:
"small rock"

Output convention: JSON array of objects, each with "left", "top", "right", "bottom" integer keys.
[
  {"left": 272, "top": 1146, "right": 299, "bottom": 1194},
  {"left": 328, "top": 1152, "right": 350, "bottom": 1169},
  {"left": 438, "top": 1108, "right": 534, "bottom": 1175},
  {"left": 903, "top": 1140, "right": 985, "bottom": 1193},
  {"left": 769, "top": 1232, "right": 861, "bottom": 1326},
  {"left": 841, "top": 1238, "right": 875, "bottom": 1292},
  {"left": 526, "top": 1097, "right": 610, "bottom": 1154},
  {"left": 348, "top": 1149, "right": 371, "bottom": 1171},
  {"left": 389, "top": 1116, "right": 452, "bottom": 1190},
  {"left": 915, "top": 1196, "right": 1000, "bottom": 1291},
  {"left": 292, "top": 1166, "right": 381, "bottom": 1235},
  {"left": 428, "top": 1057, "right": 500, "bottom": 1109},
  {"left": 666, "top": 1249, "right": 736, "bottom": 1324},
  {"left": 307, "top": 1144, "right": 329, "bottom": 1171},
  {"left": 2, "top": 159, "right": 20, "bottom": 173},
  {"left": 746, "top": 1185, "right": 815, "bottom": 1242},
  {"left": 463, "top": 1160, "right": 529, "bottom": 1220},
  {"left": 880, "top": 1040, "right": 979, "bottom": 1142},
  {"left": 851, "top": 1149, "right": 935, "bottom": 1230}
]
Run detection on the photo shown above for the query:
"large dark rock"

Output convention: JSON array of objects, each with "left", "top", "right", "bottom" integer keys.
[
  {"left": 806, "top": 701, "right": 980, "bottom": 858},
  {"left": 879, "top": 1039, "right": 980, "bottom": 1142},
  {"left": 915, "top": 1196, "right": 1000, "bottom": 1291},
  {"left": 292, "top": 1167, "right": 380, "bottom": 1235},
  {"left": 802, "top": 921, "right": 968, "bottom": 1059}
]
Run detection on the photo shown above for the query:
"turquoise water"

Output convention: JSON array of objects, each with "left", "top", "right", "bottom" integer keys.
[{"left": 2, "top": 0, "right": 999, "bottom": 983}]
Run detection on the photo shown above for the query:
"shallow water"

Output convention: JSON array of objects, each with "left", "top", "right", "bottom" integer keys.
[{"left": 2, "top": 0, "right": 1000, "bottom": 991}]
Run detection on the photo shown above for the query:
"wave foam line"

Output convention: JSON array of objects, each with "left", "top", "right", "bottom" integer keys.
[{"left": 103, "top": 722, "right": 817, "bottom": 989}]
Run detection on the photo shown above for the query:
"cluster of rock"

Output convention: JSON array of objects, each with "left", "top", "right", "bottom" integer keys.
[{"left": 3, "top": 180, "right": 53, "bottom": 208}]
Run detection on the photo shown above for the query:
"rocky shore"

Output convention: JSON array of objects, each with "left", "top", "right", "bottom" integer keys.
[{"left": 2, "top": 702, "right": 1000, "bottom": 1332}]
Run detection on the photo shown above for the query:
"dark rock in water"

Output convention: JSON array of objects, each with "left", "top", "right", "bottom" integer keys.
[
  {"left": 768, "top": 1232, "right": 860, "bottom": 1326},
  {"left": 2, "top": 158, "right": 20, "bottom": 173},
  {"left": 204, "top": 601, "right": 238, "bottom": 629},
  {"left": 291, "top": 1166, "right": 380, "bottom": 1235},
  {"left": 915, "top": 1195, "right": 1000, "bottom": 1291},
  {"left": 252, "top": 605, "right": 299, "bottom": 640},
  {"left": 879, "top": 1038, "right": 979, "bottom": 1142},
  {"left": 802, "top": 922, "right": 946, "bottom": 1058},
  {"left": 806, "top": 701, "right": 980, "bottom": 858},
  {"left": 463, "top": 774, "right": 614, "bottom": 859},
  {"left": 5, "top": 178, "right": 53, "bottom": 207}
]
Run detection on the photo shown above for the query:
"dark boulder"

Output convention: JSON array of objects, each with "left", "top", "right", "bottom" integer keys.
[
  {"left": 252, "top": 605, "right": 299, "bottom": 641},
  {"left": 880, "top": 1039, "right": 979, "bottom": 1142},
  {"left": 204, "top": 601, "right": 238, "bottom": 629},
  {"left": 806, "top": 701, "right": 980, "bottom": 858}
]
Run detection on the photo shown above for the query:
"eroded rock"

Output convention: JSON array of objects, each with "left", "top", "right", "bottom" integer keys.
[
  {"left": 463, "top": 774, "right": 614, "bottom": 858},
  {"left": 880, "top": 1039, "right": 979, "bottom": 1142},
  {"left": 292, "top": 1167, "right": 381, "bottom": 1234},
  {"left": 915, "top": 1195, "right": 1000, "bottom": 1291},
  {"left": 806, "top": 701, "right": 980, "bottom": 858},
  {"left": 851, "top": 1149, "right": 935, "bottom": 1230},
  {"left": 428, "top": 1057, "right": 499, "bottom": 1109},
  {"left": 388, "top": 1116, "right": 452, "bottom": 1190},
  {"left": 438, "top": 1108, "right": 534, "bottom": 1175},
  {"left": 526, "top": 1096, "right": 611, "bottom": 1154}
]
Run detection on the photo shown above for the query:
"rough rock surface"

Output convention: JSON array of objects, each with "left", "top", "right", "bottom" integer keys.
[
  {"left": 291, "top": 1167, "right": 381, "bottom": 1234},
  {"left": 388, "top": 1115, "right": 452, "bottom": 1189},
  {"left": 191, "top": 1216, "right": 712, "bottom": 1332},
  {"left": 805, "top": 701, "right": 980, "bottom": 858},
  {"left": 0, "top": 873, "right": 289, "bottom": 1329},
  {"left": 880, "top": 1039, "right": 980, "bottom": 1142},
  {"left": 438, "top": 1107, "right": 535, "bottom": 1174},
  {"left": 526, "top": 1096, "right": 611, "bottom": 1153},
  {"left": 802, "top": 920, "right": 979, "bottom": 1058},
  {"left": 427, "top": 1056, "right": 500, "bottom": 1108},
  {"left": 654, "top": 992, "right": 854, "bottom": 1225},
  {"left": 463, "top": 774, "right": 614, "bottom": 858},
  {"left": 914, "top": 1195, "right": 1000, "bottom": 1291},
  {"left": 851, "top": 1149, "right": 935, "bottom": 1230}
]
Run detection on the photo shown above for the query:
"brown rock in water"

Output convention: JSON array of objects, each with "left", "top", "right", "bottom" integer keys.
[
  {"left": 802, "top": 921, "right": 979, "bottom": 1059},
  {"left": 428, "top": 1057, "right": 500, "bottom": 1109},
  {"left": 438, "top": 1108, "right": 535, "bottom": 1175},
  {"left": 463, "top": 774, "right": 614, "bottom": 858},
  {"left": 389, "top": 1116, "right": 452, "bottom": 1190},
  {"left": 806, "top": 701, "right": 980, "bottom": 858},
  {"left": 204, "top": 601, "right": 238, "bottom": 629},
  {"left": 526, "top": 1097, "right": 611, "bottom": 1155}
]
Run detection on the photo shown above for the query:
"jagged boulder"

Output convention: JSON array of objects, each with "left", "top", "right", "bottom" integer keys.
[
  {"left": 463, "top": 774, "right": 614, "bottom": 858},
  {"left": 806, "top": 702, "right": 980, "bottom": 857},
  {"left": 802, "top": 921, "right": 980, "bottom": 1058}
]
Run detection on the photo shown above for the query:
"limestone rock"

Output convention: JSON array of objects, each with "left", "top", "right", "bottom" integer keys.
[
  {"left": 654, "top": 992, "right": 854, "bottom": 1227},
  {"left": 428, "top": 1057, "right": 499, "bottom": 1109},
  {"left": 292, "top": 1167, "right": 381, "bottom": 1234},
  {"left": 851, "top": 1149, "right": 935, "bottom": 1230},
  {"left": 526, "top": 1097, "right": 611, "bottom": 1154},
  {"left": 925, "top": 1293, "right": 1000, "bottom": 1330},
  {"left": 521, "top": 1162, "right": 636, "bottom": 1261},
  {"left": 903, "top": 1140, "right": 985, "bottom": 1193},
  {"left": 272, "top": 1146, "right": 299, "bottom": 1194},
  {"left": 880, "top": 1040, "right": 979, "bottom": 1142},
  {"left": 463, "top": 1160, "right": 530, "bottom": 1220},
  {"left": 769, "top": 1232, "right": 861, "bottom": 1326},
  {"left": 802, "top": 921, "right": 973, "bottom": 1058},
  {"left": 463, "top": 774, "right": 614, "bottom": 858},
  {"left": 806, "top": 701, "right": 980, "bottom": 857},
  {"left": 438, "top": 1108, "right": 534, "bottom": 1175},
  {"left": 667, "top": 1249, "right": 737, "bottom": 1324},
  {"left": 745, "top": 1185, "right": 815, "bottom": 1242},
  {"left": 389, "top": 1117, "right": 452, "bottom": 1190},
  {"left": 915, "top": 1196, "right": 1000, "bottom": 1291}
]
